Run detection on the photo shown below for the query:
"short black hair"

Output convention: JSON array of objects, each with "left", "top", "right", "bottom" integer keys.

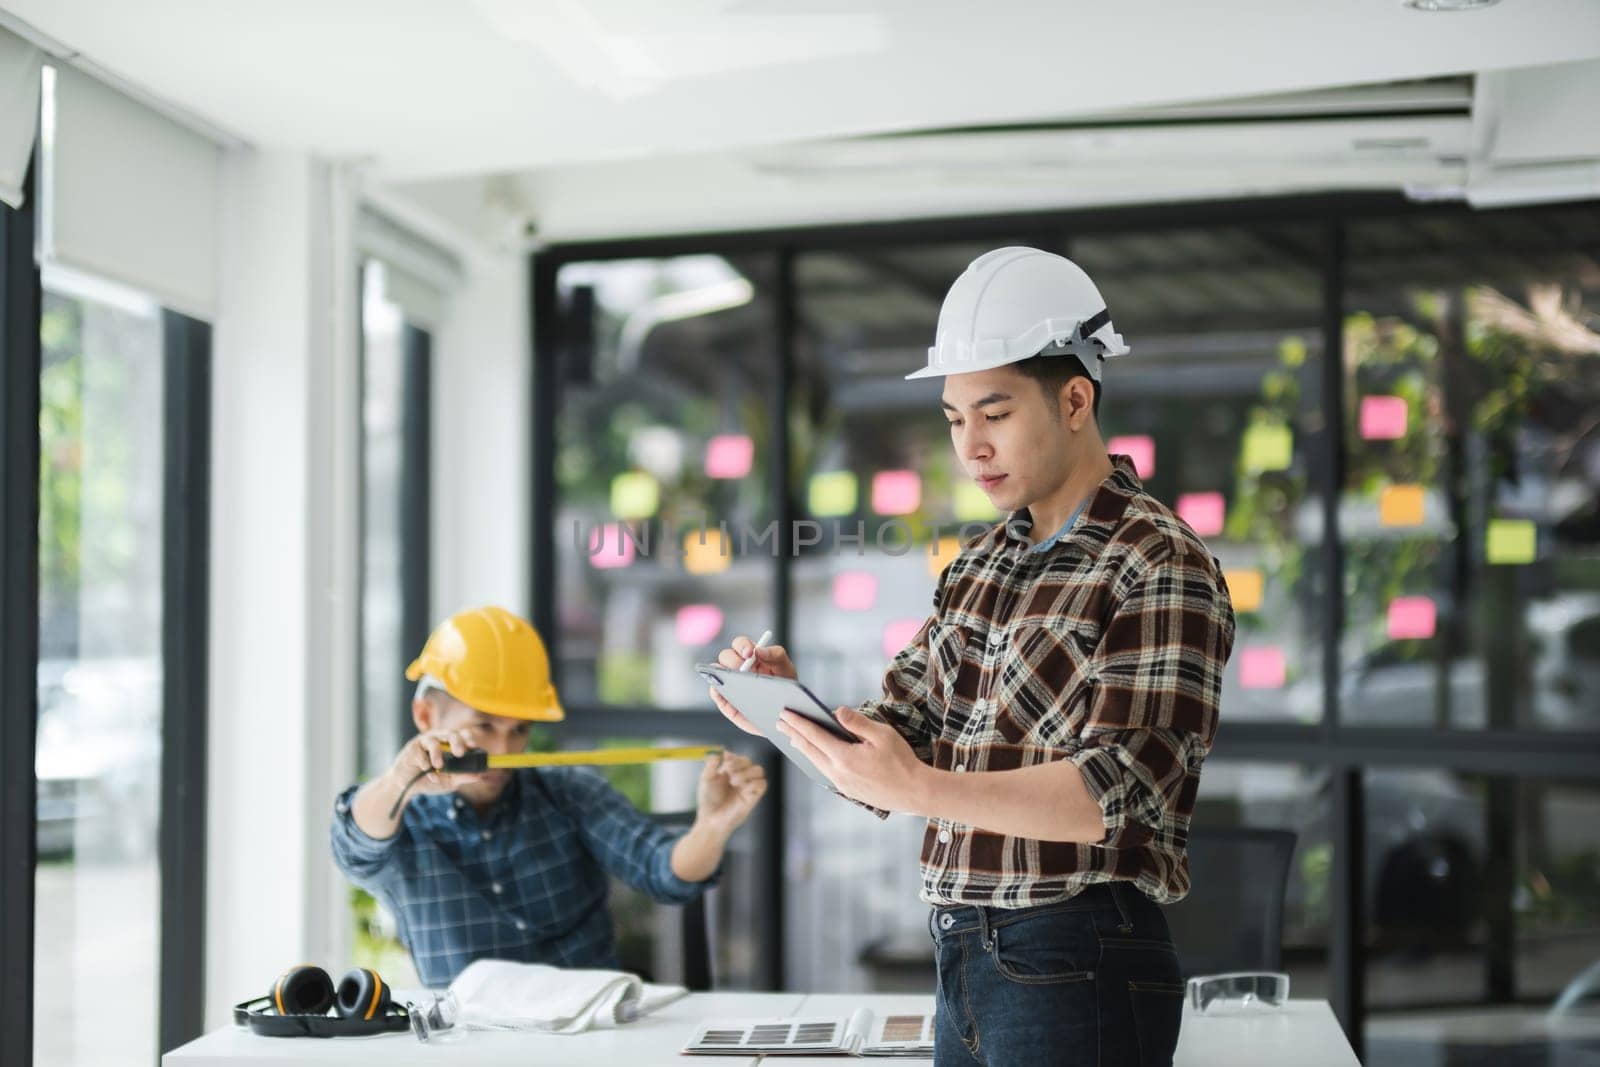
[{"left": 1011, "top": 353, "right": 1102, "bottom": 419}]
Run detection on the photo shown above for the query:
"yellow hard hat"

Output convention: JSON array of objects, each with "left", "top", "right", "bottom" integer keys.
[{"left": 405, "top": 606, "right": 565, "bottom": 722}]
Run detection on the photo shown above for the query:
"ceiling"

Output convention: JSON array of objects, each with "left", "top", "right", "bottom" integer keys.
[{"left": 4, "top": 0, "right": 1599, "bottom": 183}]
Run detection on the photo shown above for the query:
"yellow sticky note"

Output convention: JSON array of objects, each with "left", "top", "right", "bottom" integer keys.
[
  {"left": 683, "top": 529, "right": 731, "bottom": 576},
  {"left": 1379, "top": 484, "right": 1426, "bottom": 528},
  {"left": 1486, "top": 519, "right": 1536, "bottom": 565},
  {"left": 610, "top": 471, "right": 659, "bottom": 519},
  {"left": 1242, "top": 424, "right": 1293, "bottom": 473},
  {"left": 927, "top": 535, "right": 964, "bottom": 578},
  {"left": 953, "top": 480, "right": 999, "bottom": 522},
  {"left": 809, "top": 471, "right": 858, "bottom": 517},
  {"left": 1224, "top": 569, "right": 1264, "bottom": 613}
]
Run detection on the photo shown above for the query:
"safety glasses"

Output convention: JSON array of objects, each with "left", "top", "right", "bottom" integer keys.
[
  {"left": 1186, "top": 972, "right": 1291, "bottom": 1015},
  {"left": 405, "top": 990, "right": 464, "bottom": 1043}
]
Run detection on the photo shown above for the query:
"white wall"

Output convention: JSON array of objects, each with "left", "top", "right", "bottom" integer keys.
[
  {"left": 429, "top": 248, "right": 529, "bottom": 620},
  {"left": 202, "top": 150, "right": 527, "bottom": 1023},
  {"left": 205, "top": 148, "right": 360, "bottom": 1025}
]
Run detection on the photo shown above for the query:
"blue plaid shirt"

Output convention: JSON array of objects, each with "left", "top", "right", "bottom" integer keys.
[{"left": 331, "top": 768, "right": 711, "bottom": 987}]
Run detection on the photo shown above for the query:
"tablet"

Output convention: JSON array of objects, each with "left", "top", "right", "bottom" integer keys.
[{"left": 696, "top": 663, "right": 858, "bottom": 790}]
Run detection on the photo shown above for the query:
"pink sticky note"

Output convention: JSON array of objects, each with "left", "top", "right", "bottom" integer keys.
[
  {"left": 832, "top": 571, "right": 879, "bottom": 612},
  {"left": 1176, "top": 492, "right": 1226, "bottom": 538},
  {"left": 1238, "top": 647, "right": 1287, "bottom": 690},
  {"left": 674, "top": 604, "right": 724, "bottom": 646},
  {"left": 881, "top": 619, "right": 924, "bottom": 660},
  {"left": 1387, "top": 596, "right": 1437, "bottom": 640},
  {"left": 872, "top": 470, "right": 922, "bottom": 515},
  {"left": 1108, "top": 435, "right": 1156, "bottom": 479},
  {"left": 704, "top": 434, "right": 754, "bottom": 479},
  {"left": 588, "top": 523, "right": 636, "bottom": 569},
  {"left": 1360, "top": 396, "right": 1408, "bottom": 441}
]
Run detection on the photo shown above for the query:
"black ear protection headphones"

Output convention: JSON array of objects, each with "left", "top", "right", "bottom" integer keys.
[{"left": 233, "top": 965, "right": 411, "bottom": 1038}]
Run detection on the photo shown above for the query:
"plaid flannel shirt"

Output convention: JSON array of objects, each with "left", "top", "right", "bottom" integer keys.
[
  {"left": 330, "top": 767, "right": 710, "bottom": 986},
  {"left": 858, "top": 456, "right": 1235, "bottom": 908}
]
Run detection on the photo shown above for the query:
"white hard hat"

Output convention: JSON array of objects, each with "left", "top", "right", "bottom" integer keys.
[{"left": 907, "top": 246, "right": 1129, "bottom": 381}]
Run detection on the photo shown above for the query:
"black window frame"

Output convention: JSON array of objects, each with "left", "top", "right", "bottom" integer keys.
[
  {"left": 1, "top": 153, "right": 216, "bottom": 1066},
  {"left": 355, "top": 270, "right": 433, "bottom": 772},
  {"left": 158, "top": 308, "right": 213, "bottom": 1056},
  {"left": 530, "top": 191, "right": 1600, "bottom": 1054},
  {"left": 1, "top": 154, "right": 44, "bottom": 1067}
]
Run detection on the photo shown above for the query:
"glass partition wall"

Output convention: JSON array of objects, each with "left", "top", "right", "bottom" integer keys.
[{"left": 533, "top": 197, "right": 1600, "bottom": 1064}]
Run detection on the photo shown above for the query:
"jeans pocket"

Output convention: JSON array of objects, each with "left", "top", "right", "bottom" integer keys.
[
  {"left": 988, "top": 912, "right": 1099, "bottom": 986},
  {"left": 1129, "top": 981, "right": 1185, "bottom": 1067}
]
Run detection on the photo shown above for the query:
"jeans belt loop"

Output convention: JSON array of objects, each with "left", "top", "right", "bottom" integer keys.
[
  {"left": 1110, "top": 882, "right": 1134, "bottom": 934},
  {"left": 977, "top": 906, "right": 995, "bottom": 952}
]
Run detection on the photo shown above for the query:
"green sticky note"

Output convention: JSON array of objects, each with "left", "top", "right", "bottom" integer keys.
[
  {"left": 953, "top": 480, "right": 998, "bottom": 521},
  {"left": 1486, "top": 519, "right": 1536, "bottom": 565},
  {"left": 610, "top": 471, "right": 660, "bottom": 519},
  {"left": 808, "top": 471, "right": 858, "bottom": 517},
  {"left": 1242, "top": 424, "right": 1293, "bottom": 473}
]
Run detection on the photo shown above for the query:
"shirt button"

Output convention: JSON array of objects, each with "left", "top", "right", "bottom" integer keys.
[
  {"left": 491, "top": 882, "right": 503, "bottom": 895},
  {"left": 955, "top": 763, "right": 966, "bottom": 773},
  {"left": 515, "top": 919, "right": 527, "bottom": 931},
  {"left": 481, "top": 830, "right": 493, "bottom": 841},
  {"left": 988, "top": 630, "right": 1004, "bottom": 646},
  {"left": 447, "top": 809, "right": 457, "bottom": 821},
  {"left": 938, "top": 829, "right": 952, "bottom": 844}
]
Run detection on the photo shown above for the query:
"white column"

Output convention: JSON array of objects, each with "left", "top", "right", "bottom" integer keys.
[{"left": 205, "top": 148, "right": 359, "bottom": 1025}]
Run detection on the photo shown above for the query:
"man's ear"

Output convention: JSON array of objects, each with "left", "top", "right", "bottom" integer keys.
[
  {"left": 412, "top": 696, "right": 434, "bottom": 734},
  {"left": 1059, "top": 377, "right": 1096, "bottom": 429}
]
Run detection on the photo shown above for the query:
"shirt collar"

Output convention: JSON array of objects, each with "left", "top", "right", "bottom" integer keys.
[
  {"left": 992, "top": 454, "right": 1143, "bottom": 554},
  {"left": 1027, "top": 498, "right": 1089, "bottom": 553}
]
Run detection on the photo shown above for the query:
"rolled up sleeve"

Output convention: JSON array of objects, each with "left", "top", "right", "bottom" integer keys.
[
  {"left": 560, "top": 769, "right": 717, "bottom": 905},
  {"left": 857, "top": 612, "right": 939, "bottom": 763},
  {"left": 1068, "top": 549, "right": 1233, "bottom": 848},
  {"left": 845, "top": 606, "right": 942, "bottom": 820},
  {"left": 329, "top": 784, "right": 403, "bottom": 888}
]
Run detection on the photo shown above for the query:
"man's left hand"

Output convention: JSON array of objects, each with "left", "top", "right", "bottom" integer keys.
[
  {"left": 695, "top": 752, "right": 768, "bottom": 834},
  {"left": 776, "top": 707, "right": 927, "bottom": 813}
]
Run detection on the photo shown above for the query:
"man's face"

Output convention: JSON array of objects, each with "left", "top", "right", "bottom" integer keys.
[
  {"left": 416, "top": 697, "right": 533, "bottom": 806},
  {"left": 940, "top": 365, "right": 1091, "bottom": 516}
]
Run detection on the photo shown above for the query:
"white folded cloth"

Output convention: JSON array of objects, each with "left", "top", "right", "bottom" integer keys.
[{"left": 448, "top": 959, "right": 688, "bottom": 1035}]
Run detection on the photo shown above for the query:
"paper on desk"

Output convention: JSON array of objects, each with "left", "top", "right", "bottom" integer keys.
[{"left": 449, "top": 959, "right": 687, "bottom": 1035}]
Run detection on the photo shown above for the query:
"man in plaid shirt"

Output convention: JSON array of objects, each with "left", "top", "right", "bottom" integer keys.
[{"left": 712, "top": 248, "right": 1235, "bottom": 1066}]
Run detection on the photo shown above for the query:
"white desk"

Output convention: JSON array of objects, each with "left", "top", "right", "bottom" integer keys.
[
  {"left": 782, "top": 994, "right": 1358, "bottom": 1066},
  {"left": 164, "top": 992, "right": 1358, "bottom": 1066},
  {"left": 163, "top": 993, "right": 802, "bottom": 1067},
  {"left": 1171, "top": 999, "right": 1359, "bottom": 1067}
]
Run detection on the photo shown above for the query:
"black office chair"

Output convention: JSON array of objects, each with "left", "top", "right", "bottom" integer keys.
[
  {"left": 1164, "top": 827, "right": 1297, "bottom": 977},
  {"left": 608, "top": 811, "right": 713, "bottom": 991}
]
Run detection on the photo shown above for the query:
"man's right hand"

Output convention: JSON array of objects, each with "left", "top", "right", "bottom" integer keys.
[
  {"left": 350, "top": 727, "right": 487, "bottom": 839},
  {"left": 708, "top": 634, "right": 798, "bottom": 737},
  {"left": 382, "top": 727, "right": 487, "bottom": 799}
]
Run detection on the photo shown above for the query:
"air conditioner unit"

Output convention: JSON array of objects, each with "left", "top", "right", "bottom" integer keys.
[
  {"left": 1465, "top": 58, "right": 1600, "bottom": 207},
  {"left": 746, "top": 82, "right": 1476, "bottom": 203}
]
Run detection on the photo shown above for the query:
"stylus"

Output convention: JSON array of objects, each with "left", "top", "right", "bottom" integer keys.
[{"left": 739, "top": 630, "right": 774, "bottom": 672}]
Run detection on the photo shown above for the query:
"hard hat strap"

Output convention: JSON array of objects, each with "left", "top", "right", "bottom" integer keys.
[
  {"left": 1075, "top": 307, "right": 1112, "bottom": 340},
  {"left": 1036, "top": 307, "right": 1118, "bottom": 366}
]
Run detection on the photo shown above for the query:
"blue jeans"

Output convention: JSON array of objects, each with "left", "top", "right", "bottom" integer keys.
[{"left": 929, "top": 883, "right": 1185, "bottom": 1067}]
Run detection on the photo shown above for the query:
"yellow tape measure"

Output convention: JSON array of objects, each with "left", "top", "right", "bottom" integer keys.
[
  {"left": 440, "top": 744, "right": 721, "bottom": 773},
  {"left": 391, "top": 744, "right": 723, "bottom": 819}
]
